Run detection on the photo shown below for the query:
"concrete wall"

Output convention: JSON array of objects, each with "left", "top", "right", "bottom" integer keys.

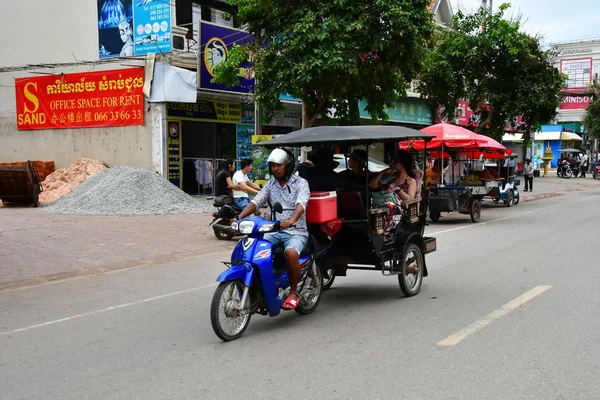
[
  {"left": 0, "top": 62, "right": 157, "bottom": 171},
  {"left": 0, "top": 1, "right": 99, "bottom": 68}
]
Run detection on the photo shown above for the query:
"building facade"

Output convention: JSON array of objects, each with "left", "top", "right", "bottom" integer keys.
[
  {"left": 552, "top": 39, "right": 600, "bottom": 160},
  {"left": 1, "top": 0, "right": 452, "bottom": 195}
]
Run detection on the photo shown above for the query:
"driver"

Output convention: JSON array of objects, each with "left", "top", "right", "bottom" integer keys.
[{"left": 237, "top": 148, "right": 311, "bottom": 310}]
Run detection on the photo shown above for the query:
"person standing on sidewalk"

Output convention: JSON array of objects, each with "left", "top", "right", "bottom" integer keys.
[
  {"left": 523, "top": 158, "right": 534, "bottom": 192},
  {"left": 579, "top": 153, "right": 589, "bottom": 178},
  {"left": 232, "top": 158, "right": 261, "bottom": 209}
]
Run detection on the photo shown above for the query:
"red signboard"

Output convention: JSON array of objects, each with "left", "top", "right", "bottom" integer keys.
[
  {"left": 560, "top": 90, "right": 591, "bottom": 110},
  {"left": 15, "top": 68, "right": 144, "bottom": 130},
  {"left": 437, "top": 100, "right": 523, "bottom": 131}
]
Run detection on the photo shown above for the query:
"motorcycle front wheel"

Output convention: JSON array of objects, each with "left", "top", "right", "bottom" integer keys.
[
  {"left": 594, "top": 171, "right": 599, "bottom": 180},
  {"left": 210, "top": 280, "right": 251, "bottom": 341}
]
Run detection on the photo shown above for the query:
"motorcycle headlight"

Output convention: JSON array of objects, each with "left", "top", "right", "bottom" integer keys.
[
  {"left": 231, "top": 221, "right": 239, "bottom": 231},
  {"left": 259, "top": 223, "right": 277, "bottom": 232},
  {"left": 238, "top": 220, "right": 255, "bottom": 234}
]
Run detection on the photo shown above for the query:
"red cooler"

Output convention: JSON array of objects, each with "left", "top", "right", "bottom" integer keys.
[{"left": 306, "top": 191, "right": 338, "bottom": 223}]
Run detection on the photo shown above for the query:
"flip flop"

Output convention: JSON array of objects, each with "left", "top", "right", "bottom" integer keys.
[{"left": 282, "top": 296, "right": 299, "bottom": 310}]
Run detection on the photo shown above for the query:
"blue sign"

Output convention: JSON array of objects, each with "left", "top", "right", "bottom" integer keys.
[
  {"left": 133, "top": 0, "right": 172, "bottom": 55},
  {"left": 198, "top": 22, "right": 254, "bottom": 94},
  {"left": 280, "top": 93, "right": 302, "bottom": 102}
]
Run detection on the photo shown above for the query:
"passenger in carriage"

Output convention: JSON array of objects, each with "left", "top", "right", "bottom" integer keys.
[
  {"left": 304, "top": 148, "right": 356, "bottom": 192},
  {"left": 338, "top": 149, "right": 371, "bottom": 188}
]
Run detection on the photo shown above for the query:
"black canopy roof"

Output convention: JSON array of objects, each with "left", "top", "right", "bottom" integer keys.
[{"left": 255, "top": 125, "right": 434, "bottom": 148}]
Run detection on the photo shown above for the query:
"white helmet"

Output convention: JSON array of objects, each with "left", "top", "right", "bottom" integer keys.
[
  {"left": 267, "top": 148, "right": 295, "bottom": 180},
  {"left": 267, "top": 148, "right": 290, "bottom": 165}
]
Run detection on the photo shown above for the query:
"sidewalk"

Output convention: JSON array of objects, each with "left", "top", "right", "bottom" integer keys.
[{"left": 1, "top": 175, "right": 599, "bottom": 291}]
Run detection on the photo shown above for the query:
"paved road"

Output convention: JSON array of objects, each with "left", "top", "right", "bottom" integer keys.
[{"left": 1, "top": 189, "right": 600, "bottom": 399}]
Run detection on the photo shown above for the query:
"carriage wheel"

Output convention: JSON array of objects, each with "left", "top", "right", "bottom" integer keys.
[{"left": 470, "top": 199, "right": 481, "bottom": 223}]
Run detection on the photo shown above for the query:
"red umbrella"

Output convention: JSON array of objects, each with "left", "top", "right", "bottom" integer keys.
[
  {"left": 399, "top": 123, "right": 488, "bottom": 151},
  {"left": 464, "top": 134, "right": 506, "bottom": 151}
]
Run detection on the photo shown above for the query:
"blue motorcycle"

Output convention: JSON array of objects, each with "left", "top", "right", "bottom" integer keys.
[{"left": 210, "top": 203, "right": 328, "bottom": 341}]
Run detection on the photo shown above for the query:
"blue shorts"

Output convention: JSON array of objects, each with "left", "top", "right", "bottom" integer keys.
[
  {"left": 264, "top": 232, "right": 308, "bottom": 256},
  {"left": 233, "top": 197, "right": 250, "bottom": 210}
]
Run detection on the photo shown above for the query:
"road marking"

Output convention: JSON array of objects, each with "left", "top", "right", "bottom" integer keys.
[
  {"left": 437, "top": 285, "right": 552, "bottom": 347},
  {"left": 0, "top": 283, "right": 218, "bottom": 336},
  {"left": 427, "top": 195, "right": 593, "bottom": 236}
]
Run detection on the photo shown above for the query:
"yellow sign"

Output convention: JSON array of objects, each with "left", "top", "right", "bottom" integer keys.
[{"left": 166, "top": 99, "right": 241, "bottom": 124}]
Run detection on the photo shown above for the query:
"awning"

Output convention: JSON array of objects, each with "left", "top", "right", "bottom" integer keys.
[
  {"left": 560, "top": 132, "right": 583, "bottom": 141},
  {"left": 532, "top": 131, "right": 584, "bottom": 141},
  {"left": 502, "top": 133, "right": 524, "bottom": 143}
]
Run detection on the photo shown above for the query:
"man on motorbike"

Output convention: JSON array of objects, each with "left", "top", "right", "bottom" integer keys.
[{"left": 237, "top": 148, "right": 311, "bottom": 310}]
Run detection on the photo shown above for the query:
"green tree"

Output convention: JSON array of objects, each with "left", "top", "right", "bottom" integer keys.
[
  {"left": 212, "top": 0, "right": 435, "bottom": 126},
  {"left": 417, "top": 3, "right": 565, "bottom": 142},
  {"left": 583, "top": 82, "right": 600, "bottom": 139}
]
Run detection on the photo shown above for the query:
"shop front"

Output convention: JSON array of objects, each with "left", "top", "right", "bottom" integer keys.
[
  {"left": 359, "top": 97, "right": 433, "bottom": 163},
  {"left": 166, "top": 99, "right": 245, "bottom": 196}
]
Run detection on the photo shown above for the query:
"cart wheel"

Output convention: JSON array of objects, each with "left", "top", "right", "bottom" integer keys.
[
  {"left": 430, "top": 211, "right": 441, "bottom": 222},
  {"left": 319, "top": 261, "right": 335, "bottom": 291},
  {"left": 470, "top": 199, "right": 481, "bottom": 223},
  {"left": 32, "top": 186, "right": 40, "bottom": 208},
  {"left": 398, "top": 243, "right": 424, "bottom": 297},
  {"left": 504, "top": 190, "right": 514, "bottom": 207},
  {"left": 513, "top": 193, "right": 520, "bottom": 205}
]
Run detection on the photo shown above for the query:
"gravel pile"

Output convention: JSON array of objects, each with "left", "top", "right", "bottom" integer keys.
[{"left": 44, "top": 166, "right": 213, "bottom": 215}]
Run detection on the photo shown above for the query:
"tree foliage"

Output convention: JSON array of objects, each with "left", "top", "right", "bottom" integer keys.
[
  {"left": 212, "top": 0, "right": 435, "bottom": 126},
  {"left": 417, "top": 3, "right": 565, "bottom": 142},
  {"left": 583, "top": 82, "right": 600, "bottom": 139}
]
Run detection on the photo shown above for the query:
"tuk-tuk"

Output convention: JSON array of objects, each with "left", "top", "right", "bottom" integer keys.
[{"left": 259, "top": 125, "right": 437, "bottom": 296}]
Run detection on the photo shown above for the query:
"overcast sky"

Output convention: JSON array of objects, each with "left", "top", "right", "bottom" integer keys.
[{"left": 451, "top": 0, "right": 600, "bottom": 45}]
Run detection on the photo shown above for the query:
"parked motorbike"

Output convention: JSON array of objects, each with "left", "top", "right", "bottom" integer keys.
[
  {"left": 593, "top": 164, "right": 600, "bottom": 180},
  {"left": 210, "top": 203, "right": 327, "bottom": 341},
  {"left": 209, "top": 203, "right": 241, "bottom": 240},
  {"left": 557, "top": 160, "right": 574, "bottom": 179}
]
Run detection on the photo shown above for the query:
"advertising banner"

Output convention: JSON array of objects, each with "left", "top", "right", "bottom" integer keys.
[
  {"left": 97, "top": 0, "right": 171, "bottom": 59},
  {"left": 166, "top": 100, "right": 241, "bottom": 123},
  {"left": 198, "top": 21, "right": 254, "bottom": 93},
  {"left": 15, "top": 68, "right": 145, "bottom": 131},
  {"left": 167, "top": 121, "right": 182, "bottom": 188},
  {"left": 560, "top": 58, "right": 592, "bottom": 110},
  {"left": 133, "top": 0, "right": 172, "bottom": 56},
  {"left": 251, "top": 135, "right": 273, "bottom": 188},
  {"left": 236, "top": 124, "right": 256, "bottom": 179}
]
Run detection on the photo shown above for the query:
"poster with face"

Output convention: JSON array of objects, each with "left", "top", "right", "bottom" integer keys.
[{"left": 98, "top": 0, "right": 134, "bottom": 58}]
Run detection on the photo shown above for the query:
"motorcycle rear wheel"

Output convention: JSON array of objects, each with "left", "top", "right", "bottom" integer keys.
[
  {"left": 214, "top": 229, "right": 235, "bottom": 240},
  {"left": 295, "top": 264, "right": 323, "bottom": 315},
  {"left": 210, "top": 280, "right": 251, "bottom": 341},
  {"left": 594, "top": 172, "right": 599, "bottom": 180}
]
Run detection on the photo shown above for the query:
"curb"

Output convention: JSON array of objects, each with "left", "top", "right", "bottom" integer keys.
[{"left": 0, "top": 243, "right": 235, "bottom": 292}]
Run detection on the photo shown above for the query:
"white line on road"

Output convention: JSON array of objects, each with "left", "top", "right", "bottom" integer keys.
[
  {"left": 427, "top": 195, "right": 593, "bottom": 236},
  {"left": 437, "top": 285, "right": 552, "bottom": 347},
  {"left": 0, "top": 283, "right": 217, "bottom": 336}
]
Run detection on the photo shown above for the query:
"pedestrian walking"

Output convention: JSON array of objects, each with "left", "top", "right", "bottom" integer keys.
[{"left": 523, "top": 158, "right": 534, "bottom": 192}]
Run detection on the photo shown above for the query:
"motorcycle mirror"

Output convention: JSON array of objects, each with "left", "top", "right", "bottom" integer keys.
[{"left": 273, "top": 202, "right": 283, "bottom": 214}]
